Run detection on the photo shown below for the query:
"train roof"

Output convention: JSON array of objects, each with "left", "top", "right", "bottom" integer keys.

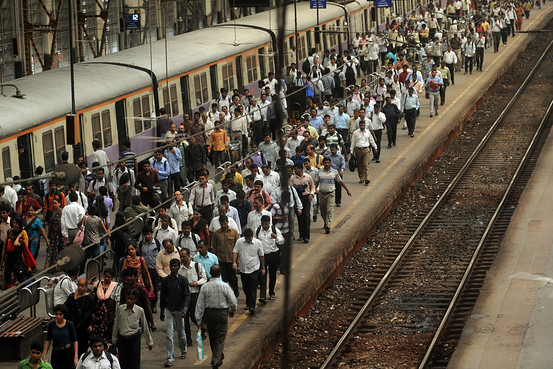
[{"left": 0, "top": 2, "right": 353, "bottom": 139}]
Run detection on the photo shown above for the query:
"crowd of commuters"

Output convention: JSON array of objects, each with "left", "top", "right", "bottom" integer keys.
[{"left": 6, "top": 0, "right": 545, "bottom": 367}]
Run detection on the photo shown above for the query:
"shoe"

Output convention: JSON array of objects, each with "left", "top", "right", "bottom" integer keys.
[
  {"left": 358, "top": 179, "right": 364, "bottom": 183},
  {"left": 303, "top": 238, "right": 309, "bottom": 243},
  {"left": 336, "top": 203, "right": 341, "bottom": 207},
  {"left": 387, "top": 144, "right": 392, "bottom": 149},
  {"left": 313, "top": 215, "right": 317, "bottom": 222},
  {"left": 249, "top": 308, "right": 255, "bottom": 314},
  {"left": 244, "top": 306, "right": 250, "bottom": 310},
  {"left": 165, "top": 360, "right": 174, "bottom": 367},
  {"left": 269, "top": 294, "right": 276, "bottom": 300},
  {"left": 441, "top": 102, "right": 444, "bottom": 106},
  {"left": 435, "top": 111, "right": 439, "bottom": 116},
  {"left": 202, "top": 332, "right": 207, "bottom": 340},
  {"left": 258, "top": 298, "right": 267, "bottom": 305},
  {"left": 375, "top": 160, "right": 380, "bottom": 163},
  {"left": 410, "top": 134, "right": 414, "bottom": 138},
  {"left": 152, "top": 307, "right": 157, "bottom": 313},
  {"left": 181, "top": 352, "right": 188, "bottom": 359},
  {"left": 297, "top": 237, "right": 305, "bottom": 242},
  {"left": 430, "top": 114, "right": 433, "bottom": 117},
  {"left": 365, "top": 180, "right": 370, "bottom": 185},
  {"left": 325, "top": 226, "right": 330, "bottom": 234}
]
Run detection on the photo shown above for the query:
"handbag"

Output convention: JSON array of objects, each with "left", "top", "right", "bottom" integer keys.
[
  {"left": 73, "top": 216, "right": 87, "bottom": 246},
  {"left": 348, "top": 155, "right": 357, "bottom": 172}
]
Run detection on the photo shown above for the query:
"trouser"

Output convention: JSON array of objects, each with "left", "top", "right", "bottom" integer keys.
[
  {"left": 372, "top": 129, "right": 382, "bottom": 160},
  {"left": 203, "top": 308, "right": 228, "bottom": 368},
  {"left": 369, "top": 59, "right": 379, "bottom": 74},
  {"left": 453, "top": 49, "right": 462, "bottom": 70},
  {"left": 516, "top": 19, "right": 523, "bottom": 31},
  {"left": 380, "top": 51, "right": 387, "bottom": 65},
  {"left": 335, "top": 178, "right": 342, "bottom": 205},
  {"left": 501, "top": 28, "right": 509, "bottom": 44},
  {"left": 68, "top": 228, "right": 79, "bottom": 245},
  {"left": 159, "top": 179, "right": 169, "bottom": 202},
  {"left": 186, "top": 168, "right": 201, "bottom": 184},
  {"left": 430, "top": 28, "right": 436, "bottom": 40},
  {"left": 492, "top": 32, "right": 501, "bottom": 52},
  {"left": 280, "top": 231, "right": 291, "bottom": 273},
  {"left": 354, "top": 147, "right": 371, "bottom": 181},
  {"left": 465, "top": 56, "right": 474, "bottom": 74},
  {"left": 240, "top": 269, "right": 259, "bottom": 309},
  {"left": 212, "top": 150, "right": 225, "bottom": 168},
  {"left": 525, "top": 10, "right": 529, "bottom": 19},
  {"left": 311, "top": 193, "right": 318, "bottom": 218},
  {"left": 510, "top": 20, "right": 515, "bottom": 36},
  {"left": 429, "top": 90, "right": 440, "bottom": 115},
  {"left": 269, "top": 118, "right": 280, "bottom": 140},
  {"left": 432, "top": 55, "right": 441, "bottom": 65},
  {"left": 51, "top": 347, "right": 75, "bottom": 369},
  {"left": 440, "top": 82, "right": 447, "bottom": 104},
  {"left": 253, "top": 120, "right": 263, "bottom": 144},
  {"left": 220, "top": 261, "right": 239, "bottom": 297},
  {"left": 185, "top": 293, "right": 199, "bottom": 344},
  {"left": 476, "top": 47, "right": 484, "bottom": 71},
  {"left": 258, "top": 251, "right": 279, "bottom": 298},
  {"left": 404, "top": 109, "right": 418, "bottom": 135},
  {"left": 319, "top": 191, "right": 336, "bottom": 227},
  {"left": 296, "top": 195, "right": 311, "bottom": 240},
  {"left": 118, "top": 333, "right": 141, "bottom": 369},
  {"left": 198, "top": 205, "right": 213, "bottom": 224},
  {"left": 386, "top": 121, "right": 398, "bottom": 146},
  {"left": 169, "top": 172, "right": 181, "bottom": 194},
  {"left": 148, "top": 268, "right": 159, "bottom": 307},
  {"left": 165, "top": 308, "right": 186, "bottom": 362}
]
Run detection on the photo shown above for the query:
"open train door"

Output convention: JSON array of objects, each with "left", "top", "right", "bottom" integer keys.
[
  {"left": 17, "top": 134, "right": 33, "bottom": 179},
  {"left": 115, "top": 99, "right": 129, "bottom": 148}
]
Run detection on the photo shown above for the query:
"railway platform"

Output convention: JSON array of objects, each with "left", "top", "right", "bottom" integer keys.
[
  {"left": 2, "top": 4, "right": 553, "bottom": 369},
  {"left": 446, "top": 93, "right": 553, "bottom": 369}
]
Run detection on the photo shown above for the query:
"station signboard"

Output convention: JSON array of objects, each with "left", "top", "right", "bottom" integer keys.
[{"left": 310, "top": 0, "right": 327, "bottom": 9}]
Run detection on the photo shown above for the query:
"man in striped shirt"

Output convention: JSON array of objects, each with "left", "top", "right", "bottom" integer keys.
[{"left": 316, "top": 157, "right": 351, "bottom": 234}]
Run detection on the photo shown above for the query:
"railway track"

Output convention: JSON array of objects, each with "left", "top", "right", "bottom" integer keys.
[{"left": 319, "top": 39, "right": 553, "bottom": 369}]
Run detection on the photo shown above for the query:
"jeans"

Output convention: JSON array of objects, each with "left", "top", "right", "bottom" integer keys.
[{"left": 165, "top": 308, "right": 186, "bottom": 362}]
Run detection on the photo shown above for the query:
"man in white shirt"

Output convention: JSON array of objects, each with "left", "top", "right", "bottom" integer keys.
[
  {"left": 255, "top": 215, "right": 284, "bottom": 303},
  {"left": 176, "top": 221, "right": 200, "bottom": 258},
  {"left": 260, "top": 165, "right": 280, "bottom": 196},
  {"left": 154, "top": 215, "right": 177, "bottom": 245},
  {"left": 209, "top": 204, "right": 240, "bottom": 237},
  {"left": 350, "top": 120, "right": 378, "bottom": 185},
  {"left": 61, "top": 192, "right": 85, "bottom": 244},
  {"left": 53, "top": 268, "right": 79, "bottom": 305},
  {"left": 76, "top": 335, "right": 121, "bottom": 369},
  {"left": 247, "top": 196, "right": 272, "bottom": 231},
  {"left": 216, "top": 181, "right": 237, "bottom": 205},
  {"left": 232, "top": 228, "right": 265, "bottom": 313},
  {"left": 0, "top": 184, "right": 17, "bottom": 210}
]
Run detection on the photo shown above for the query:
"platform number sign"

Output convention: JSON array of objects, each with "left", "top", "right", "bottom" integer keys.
[
  {"left": 310, "top": 0, "right": 326, "bottom": 8},
  {"left": 124, "top": 14, "right": 140, "bottom": 30},
  {"left": 374, "top": 0, "right": 391, "bottom": 7}
]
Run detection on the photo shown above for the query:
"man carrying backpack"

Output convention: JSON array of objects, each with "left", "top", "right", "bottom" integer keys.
[
  {"left": 138, "top": 225, "right": 161, "bottom": 313},
  {"left": 255, "top": 216, "right": 284, "bottom": 302},
  {"left": 76, "top": 335, "right": 120, "bottom": 369}
]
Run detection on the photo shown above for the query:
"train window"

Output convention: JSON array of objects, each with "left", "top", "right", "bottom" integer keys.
[
  {"left": 2, "top": 147, "right": 11, "bottom": 180},
  {"left": 194, "top": 72, "right": 209, "bottom": 106},
  {"left": 142, "top": 96, "right": 151, "bottom": 130},
  {"left": 54, "top": 127, "right": 65, "bottom": 164},
  {"left": 246, "top": 55, "right": 258, "bottom": 84},
  {"left": 222, "top": 62, "right": 234, "bottom": 92},
  {"left": 43, "top": 131, "right": 55, "bottom": 172},
  {"left": 133, "top": 98, "right": 143, "bottom": 133},
  {"left": 91, "top": 113, "right": 102, "bottom": 144},
  {"left": 101, "top": 110, "right": 112, "bottom": 147},
  {"left": 163, "top": 87, "right": 170, "bottom": 115},
  {"left": 298, "top": 35, "right": 307, "bottom": 61},
  {"left": 170, "top": 84, "right": 179, "bottom": 115},
  {"left": 258, "top": 48, "right": 266, "bottom": 78}
]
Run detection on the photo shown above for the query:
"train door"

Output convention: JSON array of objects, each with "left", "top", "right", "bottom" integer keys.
[
  {"left": 74, "top": 113, "right": 85, "bottom": 160},
  {"left": 115, "top": 99, "right": 128, "bottom": 147},
  {"left": 235, "top": 56, "right": 244, "bottom": 91},
  {"left": 209, "top": 65, "right": 218, "bottom": 98},
  {"left": 180, "top": 75, "right": 191, "bottom": 114},
  {"left": 258, "top": 48, "right": 266, "bottom": 81},
  {"left": 306, "top": 30, "right": 313, "bottom": 53},
  {"left": 336, "top": 20, "right": 343, "bottom": 54},
  {"left": 17, "top": 134, "right": 33, "bottom": 179}
]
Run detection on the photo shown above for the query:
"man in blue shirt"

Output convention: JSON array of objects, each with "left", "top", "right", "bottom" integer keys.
[
  {"left": 194, "top": 240, "right": 219, "bottom": 279},
  {"left": 328, "top": 144, "right": 346, "bottom": 207},
  {"left": 151, "top": 149, "right": 170, "bottom": 202},
  {"left": 309, "top": 108, "right": 324, "bottom": 132},
  {"left": 425, "top": 69, "right": 443, "bottom": 117},
  {"left": 164, "top": 141, "right": 183, "bottom": 196}
]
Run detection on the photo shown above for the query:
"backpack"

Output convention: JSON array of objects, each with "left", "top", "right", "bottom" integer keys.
[
  {"left": 302, "top": 57, "right": 311, "bottom": 75},
  {"left": 255, "top": 225, "right": 277, "bottom": 238},
  {"left": 177, "top": 233, "right": 198, "bottom": 251},
  {"left": 80, "top": 350, "right": 114, "bottom": 368},
  {"left": 345, "top": 63, "right": 355, "bottom": 83}
]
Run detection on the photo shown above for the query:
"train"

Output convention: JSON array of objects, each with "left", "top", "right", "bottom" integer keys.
[{"left": 0, "top": 0, "right": 424, "bottom": 182}]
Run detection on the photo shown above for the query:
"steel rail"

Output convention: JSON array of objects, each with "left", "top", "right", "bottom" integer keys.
[
  {"left": 418, "top": 96, "right": 553, "bottom": 368},
  {"left": 319, "top": 37, "right": 553, "bottom": 369}
]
